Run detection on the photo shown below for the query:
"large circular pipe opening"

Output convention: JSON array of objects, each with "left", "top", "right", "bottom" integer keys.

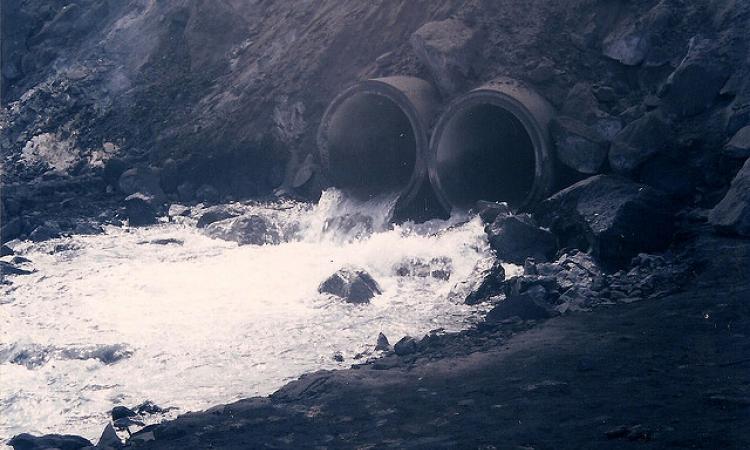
[
  {"left": 428, "top": 78, "right": 555, "bottom": 213},
  {"left": 318, "top": 77, "right": 439, "bottom": 205}
]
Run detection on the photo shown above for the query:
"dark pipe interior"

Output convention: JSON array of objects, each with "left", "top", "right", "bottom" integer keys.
[
  {"left": 325, "top": 92, "right": 417, "bottom": 199},
  {"left": 435, "top": 103, "right": 535, "bottom": 209}
]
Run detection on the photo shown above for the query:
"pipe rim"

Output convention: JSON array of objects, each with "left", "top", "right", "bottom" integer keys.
[
  {"left": 316, "top": 79, "right": 429, "bottom": 207},
  {"left": 427, "top": 87, "right": 554, "bottom": 214}
]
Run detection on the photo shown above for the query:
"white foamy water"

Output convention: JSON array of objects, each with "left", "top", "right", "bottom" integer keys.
[{"left": 0, "top": 190, "right": 506, "bottom": 443}]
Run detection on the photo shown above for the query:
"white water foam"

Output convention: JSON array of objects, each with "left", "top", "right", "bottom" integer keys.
[{"left": 0, "top": 189, "right": 506, "bottom": 443}]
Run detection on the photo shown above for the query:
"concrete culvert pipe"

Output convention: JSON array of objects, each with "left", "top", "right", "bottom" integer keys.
[
  {"left": 428, "top": 77, "right": 555, "bottom": 213},
  {"left": 317, "top": 76, "right": 440, "bottom": 206}
]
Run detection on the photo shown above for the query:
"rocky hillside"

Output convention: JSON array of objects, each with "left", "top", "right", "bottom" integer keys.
[{"left": 1, "top": 0, "right": 749, "bottom": 232}]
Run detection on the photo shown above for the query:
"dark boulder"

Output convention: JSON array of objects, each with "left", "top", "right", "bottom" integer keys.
[
  {"left": 709, "top": 157, "right": 750, "bottom": 236},
  {"left": 96, "top": 423, "right": 123, "bottom": 449},
  {"left": 29, "top": 221, "right": 61, "bottom": 242},
  {"left": 1, "top": 217, "right": 24, "bottom": 243},
  {"left": 394, "top": 336, "right": 418, "bottom": 356},
  {"left": 551, "top": 116, "right": 609, "bottom": 175},
  {"left": 8, "top": 433, "right": 92, "bottom": 450},
  {"left": 486, "top": 215, "right": 557, "bottom": 264},
  {"left": 118, "top": 166, "right": 165, "bottom": 201},
  {"left": 319, "top": 267, "right": 382, "bottom": 304},
  {"left": 124, "top": 193, "right": 158, "bottom": 226},
  {"left": 535, "top": 175, "right": 675, "bottom": 268},
  {"left": 204, "top": 214, "right": 280, "bottom": 246},
  {"left": 0, "top": 260, "right": 33, "bottom": 276},
  {"left": 112, "top": 405, "right": 137, "bottom": 421},
  {"left": 196, "top": 206, "right": 238, "bottom": 228},
  {"left": 409, "top": 19, "right": 479, "bottom": 95},
  {"left": 1, "top": 244, "right": 13, "bottom": 256},
  {"left": 485, "top": 288, "right": 557, "bottom": 323},
  {"left": 465, "top": 260, "right": 506, "bottom": 305},
  {"left": 660, "top": 36, "right": 731, "bottom": 117},
  {"left": 177, "top": 182, "right": 196, "bottom": 203},
  {"left": 473, "top": 200, "right": 511, "bottom": 225},
  {"left": 103, "top": 158, "right": 128, "bottom": 187},
  {"left": 609, "top": 111, "right": 672, "bottom": 174},
  {"left": 375, "top": 332, "right": 391, "bottom": 351}
]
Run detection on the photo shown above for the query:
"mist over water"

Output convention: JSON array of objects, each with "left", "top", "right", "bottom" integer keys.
[{"left": 0, "top": 190, "right": 508, "bottom": 443}]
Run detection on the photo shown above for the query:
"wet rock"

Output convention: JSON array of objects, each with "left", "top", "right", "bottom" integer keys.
[
  {"left": 410, "top": 19, "right": 479, "bottom": 95},
  {"left": 535, "top": 175, "right": 674, "bottom": 267},
  {"left": 142, "top": 238, "right": 184, "bottom": 246},
  {"left": 465, "top": 260, "right": 506, "bottom": 305},
  {"left": 0, "top": 260, "right": 33, "bottom": 276},
  {"left": 118, "top": 166, "right": 164, "bottom": 201},
  {"left": 486, "top": 214, "right": 556, "bottom": 264},
  {"left": 485, "top": 288, "right": 557, "bottom": 322},
  {"left": 29, "top": 221, "right": 62, "bottom": 242},
  {"left": 204, "top": 214, "right": 280, "bottom": 245},
  {"left": 1, "top": 244, "right": 14, "bottom": 256},
  {"left": 724, "top": 126, "right": 750, "bottom": 159},
  {"left": 195, "top": 184, "right": 220, "bottom": 204},
  {"left": 319, "top": 267, "right": 382, "bottom": 304},
  {"left": 394, "top": 336, "right": 418, "bottom": 356},
  {"left": 168, "top": 204, "right": 190, "bottom": 217},
  {"left": 96, "top": 423, "right": 123, "bottom": 449},
  {"left": 135, "top": 400, "right": 166, "bottom": 415},
  {"left": 196, "top": 205, "right": 239, "bottom": 228},
  {"left": 609, "top": 111, "right": 672, "bottom": 174},
  {"left": 551, "top": 116, "right": 608, "bottom": 174},
  {"left": 8, "top": 433, "right": 92, "bottom": 450},
  {"left": 124, "top": 193, "right": 157, "bottom": 226},
  {"left": 473, "top": 200, "right": 511, "bottom": 225},
  {"left": 660, "top": 36, "right": 730, "bottom": 117},
  {"left": 1, "top": 217, "right": 24, "bottom": 244},
  {"left": 73, "top": 222, "right": 103, "bottom": 235},
  {"left": 113, "top": 416, "right": 145, "bottom": 433},
  {"left": 332, "top": 351, "right": 344, "bottom": 362},
  {"left": 709, "top": 158, "right": 750, "bottom": 236},
  {"left": 375, "top": 332, "right": 391, "bottom": 351}
]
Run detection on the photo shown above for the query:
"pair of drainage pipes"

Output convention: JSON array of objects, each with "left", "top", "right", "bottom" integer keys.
[{"left": 316, "top": 76, "right": 555, "bottom": 215}]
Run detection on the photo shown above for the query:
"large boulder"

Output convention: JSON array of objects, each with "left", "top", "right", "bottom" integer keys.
[
  {"left": 601, "top": 2, "right": 674, "bottom": 67},
  {"left": 124, "top": 193, "right": 158, "bottom": 226},
  {"left": 319, "top": 266, "right": 382, "bottom": 304},
  {"left": 709, "top": 158, "right": 750, "bottom": 236},
  {"left": 118, "top": 166, "right": 165, "bottom": 201},
  {"left": 204, "top": 214, "right": 280, "bottom": 246},
  {"left": 550, "top": 116, "right": 609, "bottom": 174},
  {"left": 8, "top": 433, "right": 92, "bottom": 450},
  {"left": 409, "top": 19, "right": 479, "bottom": 95},
  {"left": 486, "top": 215, "right": 557, "bottom": 264},
  {"left": 609, "top": 111, "right": 672, "bottom": 174},
  {"left": 485, "top": 288, "right": 557, "bottom": 322},
  {"left": 535, "top": 175, "right": 675, "bottom": 267},
  {"left": 659, "top": 36, "right": 731, "bottom": 117},
  {"left": 465, "top": 260, "right": 506, "bottom": 305},
  {"left": 196, "top": 205, "right": 239, "bottom": 228}
]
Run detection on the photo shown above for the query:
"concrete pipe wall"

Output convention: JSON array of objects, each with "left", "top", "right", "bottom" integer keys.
[
  {"left": 317, "top": 76, "right": 441, "bottom": 207},
  {"left": 427, "top": 77, "right": 555, "bottom": 213}
]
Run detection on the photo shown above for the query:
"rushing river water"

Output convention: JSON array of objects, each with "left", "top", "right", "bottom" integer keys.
[{"left": 0, "top": 190, "right": 511, "bottom": 443}]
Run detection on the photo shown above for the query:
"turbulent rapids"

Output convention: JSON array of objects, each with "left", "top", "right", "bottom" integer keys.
[{"left": 0, "top": 189, "right": 514, "bottom": 442}]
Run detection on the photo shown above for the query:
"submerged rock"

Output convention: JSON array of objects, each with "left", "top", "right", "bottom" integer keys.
[
  {"left": 486, "top": 214, "right": 556, "bottom": 264},
  {"left": 8, "top": 433, "right": 92, "bottom": 450},
  {"left": 319, "top": 267, "right": 382, "bottom": 304},
  {"left": 709, "top": 158, "right": 750, "bottom": 236},
  {"left": 535, "top": 175, "right": 674, "bottom": 268},
  {"left": 204, "top": 214, "right": 280, "bottom": 245}
]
